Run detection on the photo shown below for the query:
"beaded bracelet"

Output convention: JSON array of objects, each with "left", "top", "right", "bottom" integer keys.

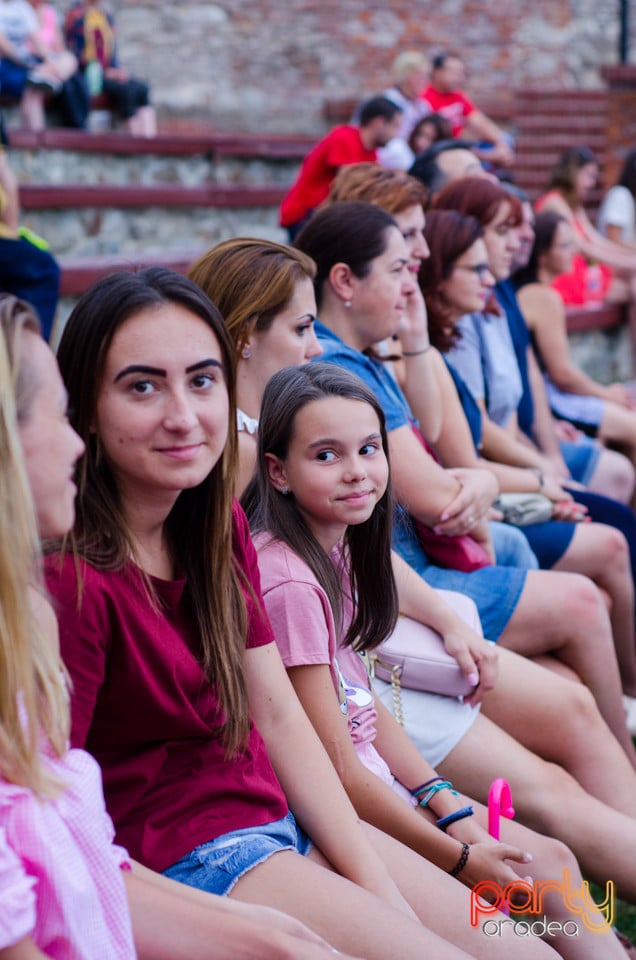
[
  {"left": 449, "top": 842, "right": 470, "bottom": 878},
  {"left": 436, "top": 806, "right": 475, "bottom": 832}
]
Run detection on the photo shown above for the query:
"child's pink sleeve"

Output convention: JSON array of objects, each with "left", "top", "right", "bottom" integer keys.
[
  {"left": 100, "top": 807, "right": 132, "bottom": 872},
  {"left": 0, "top": 826, "right": 36, "bottom": 948}
]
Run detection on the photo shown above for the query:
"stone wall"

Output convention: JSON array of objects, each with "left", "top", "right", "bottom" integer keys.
[
  {"left": 12, "top": 147, "right": 295, "bottom": 255},
  {"left": 569, "top": 326, "right": 633, "bottom": 385},
  {"left": 87, "top": 0, "right": 624, "bottom": 133}
]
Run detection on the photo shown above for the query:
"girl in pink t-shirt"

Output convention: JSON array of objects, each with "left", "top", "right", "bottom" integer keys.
[{"left": 247, "top": 361, "right": 625, "bottom": 959}]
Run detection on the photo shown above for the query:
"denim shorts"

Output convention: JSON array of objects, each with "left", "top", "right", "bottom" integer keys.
[{"left": 162, "top": 811, "right": 313, "bottom": 896}]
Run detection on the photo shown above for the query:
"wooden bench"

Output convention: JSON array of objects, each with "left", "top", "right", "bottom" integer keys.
[
  {"left": 321, "top": 89, "right": 609, "bottom": 215},
  {"left": 13, "top": 127, "right": 308, "bottom": 314},
  {"left": 58, "top": 249, "right": 206, "bottom": 296},
  {"left": 322, "top": 95, "right": 514, "bottom": 128},
  {"left": 8, "top": 126, "right": 315, "bottom": 159},
  {"left": 20, "top": 181, "right": 288, "bottom": 210},
  {"left": 565, "top": 302, "right": 627, "bottom": 334}
]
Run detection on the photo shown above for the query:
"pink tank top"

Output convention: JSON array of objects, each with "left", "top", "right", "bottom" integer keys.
[{"left": 36, "top": 5, "right": 59, "bottom": 51}]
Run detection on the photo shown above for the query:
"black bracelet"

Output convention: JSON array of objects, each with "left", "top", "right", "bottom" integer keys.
[
  {"left": 402, "top": 345, "right": 431, "bottom": 357},
  {"left": 437, "top": 805, "right": 474, "bottom": 831},
  {"left": 449, "top": 842, "right": 470, "bottom": 878}
]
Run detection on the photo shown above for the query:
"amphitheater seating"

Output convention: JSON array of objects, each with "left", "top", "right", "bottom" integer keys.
[
  {"left": 20, "top": 182, "right": 287, "bottom": 210},
  {"left": 323, "top": 90, "right": 609, "bottom": 213},
  {"left": 6, "top": 91, "right": 630, "bottom": 348},
  {"left": 58, "top": 249, "right": 206, "bottom": 295},
  {"left": 8, "top": 126, "right": 315, "bottom": 158}
]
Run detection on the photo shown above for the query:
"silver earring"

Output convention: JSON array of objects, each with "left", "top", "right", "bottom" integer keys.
[
  {"left": 279, "top": 485, "right": 290, "bottom": 495},
  {"left": 344, "top": 300, "right": 352, "bottom": 309},
  {"left": 242, "top": 346, "right": 251, "bottom": 359}
]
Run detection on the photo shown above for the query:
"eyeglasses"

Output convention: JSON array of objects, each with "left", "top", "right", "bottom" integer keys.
[{"left": 454, "top": 262, "right": 493, "bottom": 279}]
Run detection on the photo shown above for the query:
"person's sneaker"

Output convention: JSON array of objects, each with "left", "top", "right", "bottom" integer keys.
[
  {"left": 622, "top": 695, "right": 636, "bottom": 736},
  {"left": 26, "top": 72, "right": 62, "bottom": 95}
]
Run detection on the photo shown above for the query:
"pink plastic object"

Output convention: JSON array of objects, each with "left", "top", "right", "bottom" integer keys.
[{"left": 488, "top": 778, "right": 515, "bottom": 840}]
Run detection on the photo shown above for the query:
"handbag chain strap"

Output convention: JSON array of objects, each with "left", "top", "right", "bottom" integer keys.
[{"left": 370, "top": 652, "right": 405, "bottom": 727}]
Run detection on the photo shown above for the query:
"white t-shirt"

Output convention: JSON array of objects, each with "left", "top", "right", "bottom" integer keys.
[
  {"left": 0, "top": 0, "right": 38, "bottom": 57},
  {"left": 378, "top": 85, "right": 431, "bottom": 171},
  {"left": 597, "top": 184, "right": 635, "bottom": 243}
]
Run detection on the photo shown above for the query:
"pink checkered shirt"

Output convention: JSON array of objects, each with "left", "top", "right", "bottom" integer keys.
[{"left": 0, "top": 744, "right": 136, "bottom": 958}]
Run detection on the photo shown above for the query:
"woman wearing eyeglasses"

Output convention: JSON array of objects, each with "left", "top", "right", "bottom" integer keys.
[{"left": 422, "top": 187, "right": 636, "bottom": 736}]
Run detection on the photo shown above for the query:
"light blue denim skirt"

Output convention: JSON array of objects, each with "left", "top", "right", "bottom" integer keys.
[
  {"left": 162, "top": 811, "right": 313, "bottom": 896},
  {"left": 560, "top": 437, "right": 602, "bottom": 486},
  {"left": 392, "top": 512, "right": 527, "bottom": 643}
]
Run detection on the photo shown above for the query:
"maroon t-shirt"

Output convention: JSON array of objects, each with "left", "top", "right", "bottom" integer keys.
[
  {"left": 279, "top": 125, "right": 377, "bottom": 227},
  {"left": 45, "top": 502, "right": 288, "bottom": 873}
]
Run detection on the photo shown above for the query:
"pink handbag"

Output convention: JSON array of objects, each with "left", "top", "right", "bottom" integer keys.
[{"left": 372, "top": 614, "right": 474, "bottom": 702}]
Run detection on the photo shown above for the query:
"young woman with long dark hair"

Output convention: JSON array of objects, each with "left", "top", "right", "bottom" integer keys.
[{"left": 44, "top": 266, "right": 517, "bottom": 960}]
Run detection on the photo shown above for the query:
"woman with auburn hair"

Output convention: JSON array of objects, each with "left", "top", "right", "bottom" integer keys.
[
  {"left": 44, "top": 266, "right": 529, "bottom": 960},
  {"left": 433, "top": 173, "right": 636, "bottom": 492},
  {"left": 430, "top": 178, "right": 636, "bottom": 720},
  {"left": 188, "top": 238, "right": 322, "bottom": 495},
  {"left": 328, "top": 161, "right": 428, "bottom": 211},
  {"left": 0, "top": 292, "right": 358, "bottom": 960}
]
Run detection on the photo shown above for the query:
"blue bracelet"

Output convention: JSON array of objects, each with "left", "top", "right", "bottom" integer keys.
[
  {"left": 411, "top": 776, "right": 444, "bottom": 796},
  {"left": 436, "top": 806, "right": 474, "bottom": 831},
  {"left": 415, "top": 780, "right": 459, "bottom": 809}
]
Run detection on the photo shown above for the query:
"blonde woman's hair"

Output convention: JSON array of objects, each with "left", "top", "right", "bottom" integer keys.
[
  {"left": 391, "top": 50, "right": 429, "bottom": 86},
  {"left": 0, "top": 295, "right": 69, "bottom": 797}
]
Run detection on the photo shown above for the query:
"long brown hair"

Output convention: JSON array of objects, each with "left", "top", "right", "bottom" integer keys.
[
  {"left": 514, "top": 210, "right": 567, "bottom": 289},
  {"left": 245, "top": 363, "right": 398, "bottom": 651},
  {"left": 420, "top": 210, "right": 484, "bottom": 351},
  {"left": 547, "top": 146, "right": 598, "bottom": 209},
  {"left": 56, "top": 268, "right": 250, "bottom": 756}
]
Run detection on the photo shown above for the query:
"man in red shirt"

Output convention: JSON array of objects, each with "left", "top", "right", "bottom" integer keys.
[
  {"left": 421, "top": 52, "right": 514, "bottom": 167},
  {"left": 280, "top": 95, "right": 403, "bottom": 238}
]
